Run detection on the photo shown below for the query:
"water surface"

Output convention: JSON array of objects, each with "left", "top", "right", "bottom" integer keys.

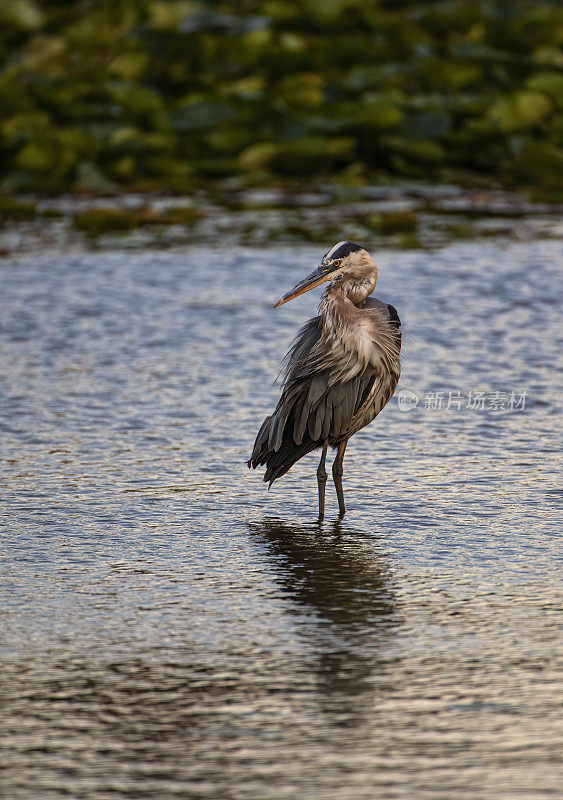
[{"left": 1, "top": 240, "right": 561, "bottom": 799}]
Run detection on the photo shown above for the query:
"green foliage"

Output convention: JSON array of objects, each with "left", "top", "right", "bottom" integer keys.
[
  {"left": 0, "top": 195, "right": 36, "bottom": 223},
  {"left": 487, "top": 91, "right": 552, "bottom": 132},
  {"left": 365, "top": 210, "right": 419, "bottom": 235},
  {"left": 0, "top": 0, "right": 561, "bottom": 194},
  {"left": 73, "top": 208, "right": 139, "bottom": 237},
  {"left": 72, "top": 202, "right": 203, "bottom": 236}
]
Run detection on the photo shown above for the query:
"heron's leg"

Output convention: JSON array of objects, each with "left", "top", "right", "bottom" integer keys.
[
  {"left": 317, "top": 439, "right": 329, "bottom": 521},
  {"left": 332, "top": 439, "right": 348, "bottom": 517}
]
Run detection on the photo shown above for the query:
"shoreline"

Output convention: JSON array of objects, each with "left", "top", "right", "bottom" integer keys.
[{"left": 1, "top": 184, "right": 562, "bottom": 257}]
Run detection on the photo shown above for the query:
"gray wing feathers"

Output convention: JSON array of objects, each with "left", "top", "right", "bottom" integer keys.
[
  {"left": 321, "top": 395, "right": 332, "bottom": 439},
  {"left": 249, "top": 363, "right": 377, "bottom": 484},
  {"left": 280, "top": 316, "right": 323, "bottom": 383},
  {"left": 294, "top": 394, "right": 309, "bottom": 445},
  {"left": 251, "top": 414, "right": 272, "bottom": 460},
  {"left": 307, "top": 373, "right": 328, "bottom": 407},
  {"left": 269, "top": 394, "right": 293, "bottom": 451},
  {"left": 332, "top": 401, "right": 343, "bottom": 437}
]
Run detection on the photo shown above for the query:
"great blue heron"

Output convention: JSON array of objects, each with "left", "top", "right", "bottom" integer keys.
[{"left": 248, "top": 241, "right": 401, "bottom": 520}]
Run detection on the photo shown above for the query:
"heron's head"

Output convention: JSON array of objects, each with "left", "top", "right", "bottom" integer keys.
[{"left": 274, "top": 241, "right": 376, "bottom": 308}]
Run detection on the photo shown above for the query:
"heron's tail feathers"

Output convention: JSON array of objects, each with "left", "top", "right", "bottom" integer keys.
[
  {"left": 247, "top": 365, "right": 375, "bottom": 487},
  {"left": 248, "top": 412, "right": 319, "bottom": 487}
]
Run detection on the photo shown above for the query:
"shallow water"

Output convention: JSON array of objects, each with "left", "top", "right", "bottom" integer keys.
[{"left": 0, "top": 240, "right": 561, "bottom": 799}]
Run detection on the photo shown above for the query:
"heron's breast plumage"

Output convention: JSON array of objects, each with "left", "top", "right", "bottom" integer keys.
[
  {"left": 321, "top": 296, "right": 400, "bottom": 379},
  {"left": 321, "top": 294, "right": 400, "bottom": 432}
]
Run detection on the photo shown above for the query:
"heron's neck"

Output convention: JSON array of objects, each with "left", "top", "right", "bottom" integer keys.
[{"left": 319, "top": 270, "right": 377, "bottom": 329}]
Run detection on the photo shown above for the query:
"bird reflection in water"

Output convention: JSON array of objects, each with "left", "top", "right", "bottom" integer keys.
[{"left": 248, "top": 517, "right": 402, "bottom": 724}]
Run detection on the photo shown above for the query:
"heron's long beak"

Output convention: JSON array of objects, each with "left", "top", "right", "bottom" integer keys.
[{"left": 273, "top": 266, "right": 329, "bottom": 308}]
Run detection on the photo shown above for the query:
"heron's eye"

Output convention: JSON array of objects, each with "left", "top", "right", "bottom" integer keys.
[{"left": 332, "top": 259, "right": 342, "bottom": 268}]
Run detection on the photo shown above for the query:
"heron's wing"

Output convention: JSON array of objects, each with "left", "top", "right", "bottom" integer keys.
[
  {"left": 282, "top": 314, "right": 381, "bottom": 440},
  {"left": 249, "top": 316, "right": 379, "bottom": 485},
  {"left": 279, "top": 315, "right": 323, "bottom": 384},
  {"left": 250, "top": 369, "right": 377, "bottom": 485}
]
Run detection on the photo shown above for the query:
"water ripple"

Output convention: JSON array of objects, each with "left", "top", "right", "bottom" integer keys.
[{"left": 0, "top": 241, "right": 561, "bottom": 799}]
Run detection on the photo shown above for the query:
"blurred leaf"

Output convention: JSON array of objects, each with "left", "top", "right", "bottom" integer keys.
[
  {"left": 355, "top": 99, "right": 403, "bottom": 130},
  {"left": 333, "top": 162, "right": 367, "bottom": 187},
  {"left": 386, "top": 137, "right": 445, "bottom": 162},
  {"left": 160, "top": 205, "right": 202, "bottom": 224},
  {"left": 515, "top": 142, "right": 563, "bottom": 186},
  {"left": 0, "top": 0, "right": 43, "bottom": 30},
  {"left": 279, "top": 32, "right": 306, "bottom": 53},
  {"left": 418, "top": 58, "right": 481, "bottom": 90},
  {"left": 533, "top": 46, "right": 563, "bottom": 68},
  {"left": 110, "top": 53, "right": 150, "bottom": 80},
  {"left": 110, "top": 156, "right": 137, "bottom": 181},
  {"left": 74, "top": 162, "right": 117, "bottom": 192},
  {"left": 452, "top": 42, "right": 514, "bottom": 62},
  {"left": 18, "top": 35, "right": 65, "bottom": 69},
  {"left": 1, "top": 112, "right": 51, "bottom": 144},
  {"left": 73, "top": 208, "right": 139, "bottom": 237},
  {"left": 525, "top": 72, "right": 563, "bottom": 108},
  {"left": 0, "top": 196, "right": 36, "bottom": 223},
  {"left": 208, "top": 126, "right": 254, "bottom": 154},
  {"left": 487, "top": 91, "right": 552, "bottom": 132},
  {"left": 16, "top": 140, "right": 54, "bottom": 171},
  {"left": 226, "top": 76, "right": 265, "bottom": 99},
  {"left": 172, "top": 101, "right": 235, "bottom": 132},
  {"left": 402, "top": 111, "right": 450, "bottom": 139},
  {"left": 547, "top": 113, "right": 563, "bottom": 140},
  {"left": 303, "top": 0, "right": 366, "bottom": 20},
  {"left": 238, "top": 142, "right": 278, "bottom": 171},
  {"left": 366, "top": 210, "right": 418, "bottom": 234},
  {"left": 148, "top": 1, "right": 202, "bottom": 31},
  {"left": 110, "top": 84, "right": 170, "bottom": 129},
  {"left": 345, "top": 66, "right": 385, "bottom": 92},
  {"left": 278, "top": 73, "right": 324, "bottom": 109},
  {"left": 269, "top": 136, "right": 355, "bottom": 176}
]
